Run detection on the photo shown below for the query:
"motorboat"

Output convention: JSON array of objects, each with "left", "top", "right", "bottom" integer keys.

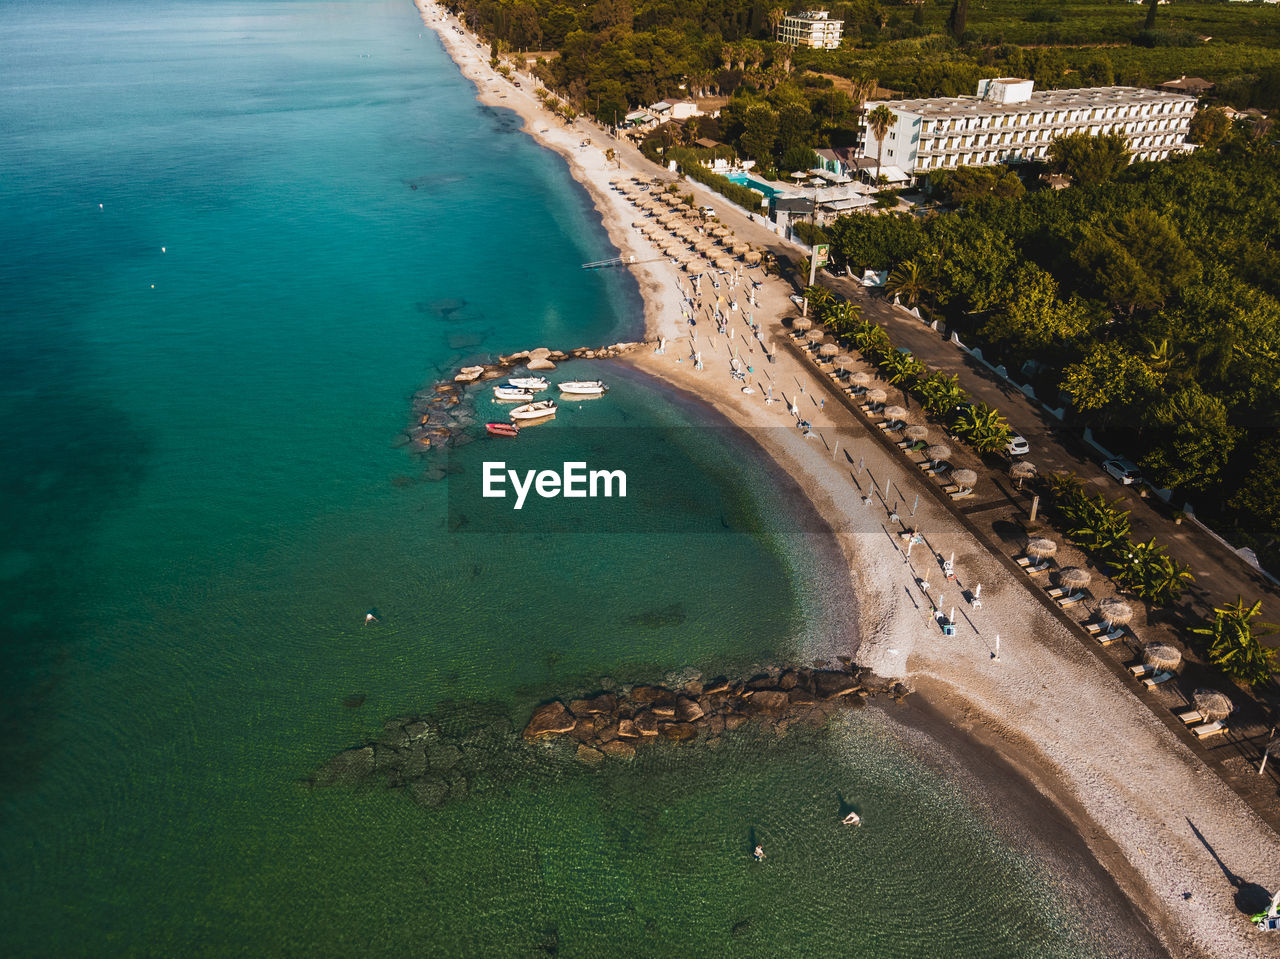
[
  {"left": 509, "top": 400, "right": 557, "bottom": 421},
  {"left": 493, "top": 385, "right": 535, "bottom": 402},
  {"left": 507, "top": 376, "right": 548, "bottom": 391},
  {"left": 558, "top": 380, "right": 608, "bottom": 396},
  {"left": 486, "top": 422, "right": 520, "bottom": 437}
]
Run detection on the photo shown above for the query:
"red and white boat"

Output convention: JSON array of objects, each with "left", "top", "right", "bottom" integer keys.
[{"left": 486, "top": 422, "right": 520, "bottom": 437}]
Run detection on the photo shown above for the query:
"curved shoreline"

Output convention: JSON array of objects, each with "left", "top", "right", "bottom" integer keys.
[{"left": 413, "top": 4, "right": 1280, "bottom": 957}]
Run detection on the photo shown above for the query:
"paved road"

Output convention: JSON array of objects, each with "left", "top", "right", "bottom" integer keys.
[{"left": 586, "top": 120, "right": 1280, "bottom": 643}]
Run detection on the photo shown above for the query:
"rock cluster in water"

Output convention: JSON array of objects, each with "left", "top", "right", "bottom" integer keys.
[
  {"left": 523, "top": 665, "right": 907, "bottom": 763},
  {"left": 309, "top": 668, "right": 910, "bottom": 811}
]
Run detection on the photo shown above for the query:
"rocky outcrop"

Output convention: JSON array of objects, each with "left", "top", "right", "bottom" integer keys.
[
  {"left": 524, "top": 701, "right": 577, "bottom": 739},
  {"left": 515, "top": 664, "right": 900, "bottom": 762}
]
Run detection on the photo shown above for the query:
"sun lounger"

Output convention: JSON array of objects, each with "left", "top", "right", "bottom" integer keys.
[
  {"left": 1057, "top": 592, "right": 1086, "bottom": 608},
  {"left": 1046, "top": 585, "right": 1069, "bottom": 599},
  {"left": 949, "top": 488, "right": 974, "bottom": 500},
  {"left": 1084, "top": 620, "right": 1104, "bottom": 634},
  {"left": 1129, "top": 663, "right": 1154, "bottom": 677},
  {"left": 1021, "top": 562, "right": 1051, "bottom": 575},
  {"left": 1192, "top": 720, "right": 1226, "bottom": 739},
  {"left": 1095, "top": 627, "right": 1125, "bottom": 646},
  {"left": 1176, "top": 708, "right": 1206, "bottom": 725},
  {"left": 1142, "top": 670, "right": 1174, "bottom": 688},
  {"left": 1015, "top": 555, "right": 1033, "bottom": 568},
  {"left": 924, "top": 464, "right": 949, "bottom": 476}
]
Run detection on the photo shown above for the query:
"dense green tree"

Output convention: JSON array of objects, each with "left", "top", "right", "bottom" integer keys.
[
  {"left": 1072, "top": 208, "right": 1199, "bottom": 314},
  {"left": 1138, "top": 385, "right": 1239, "bottom": 492},
  {"left": 1046, "top": 132, "right": 1130, "bottom": 189},
  {"left": 928, "top": 216, "right": 1019, "bottom": 319},
  {"left": 930, "top": 165, "right": 1025, "bottom": 206},
  {"left": 826, "top": 212, "right": 928, "bottom": 273},
  {"left": 739, "top": 103, "right": 779, "bottom": 165},
  {"left": 979, "top": 265, "right": 1092, "bottom": 361},
  {"left": 1189, "top": 107, "right": 1233, "bottom": 149},
  {"left": 1060, "top": 342, "right": 1164, "bottom": 414},
  {"left": 947, "top": 0, "right": 968, "bottom": 40}
]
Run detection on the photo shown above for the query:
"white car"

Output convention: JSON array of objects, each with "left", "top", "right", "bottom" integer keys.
[
  {"left": 700, "top": 206, "right": 716, "bottom": 217},
  {"left": 1006, "top": 434, "right": 1030, "bottom": 457},
  {"left": 1102, "top": 458, "right": 1141, "bottom": 485}
]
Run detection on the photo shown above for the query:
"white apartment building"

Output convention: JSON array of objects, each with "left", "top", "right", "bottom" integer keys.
[
  {"left": 861, "top": 78, "right": 1196, "bottom": 177},
  {"left": 777, "top": 11, "right": 844, "bottom": 50}
]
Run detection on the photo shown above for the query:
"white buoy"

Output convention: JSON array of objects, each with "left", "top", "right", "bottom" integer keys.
[
  {"left": 98, "top": 203, "right": 103, "bottom": 209},
  {"left": 161, "top": 246, "right": 166, "bottom": 253}
]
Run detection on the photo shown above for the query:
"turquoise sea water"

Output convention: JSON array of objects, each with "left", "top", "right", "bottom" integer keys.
[{"left": 0, "top": 1, "right": 1159, "bottom": 955}]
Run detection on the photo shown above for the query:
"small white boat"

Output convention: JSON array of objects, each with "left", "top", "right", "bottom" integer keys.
[
  {"left": 507, "top": 376, "right": 548, "bottom": 391},
  {"left": 558, "top": 380, "right": 608, "bottom": 396},
  {"left": 842, "top": 811, "right": 862, "bottom": 826},
  {"left": 509, "top": 400, "right": 557, "bottom": 421},
  {"left": 493, "top": 385, "right": 535, "bottom": 402}
]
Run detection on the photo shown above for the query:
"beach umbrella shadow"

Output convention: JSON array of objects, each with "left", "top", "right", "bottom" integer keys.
[{"left": 1187, "top": 817, "right": 1272, "bottom": 915}]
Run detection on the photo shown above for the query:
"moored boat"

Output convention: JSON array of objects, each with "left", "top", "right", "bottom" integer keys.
[
  {"left": 558, "top": 380, "right": 608, "bottom": 396},
  {"left": 507, "top": 376, "right": 548, "bottom": 391},
  {"left": 486, "top": 422, "right": 520, "bottom": 437},
  {"left": 493, "top": 385, "right": 535, "bottom": 401},
  {"left": 509, "top": 400, "right": 557, "bottom": 421}
]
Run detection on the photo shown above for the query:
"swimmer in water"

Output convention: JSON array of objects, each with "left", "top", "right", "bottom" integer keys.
[
  {"left": 364, "top": 611, "right": 378, "bottom": 625},
  {"left": 753, "top": 845, "right": 765, "bottom": 861}
]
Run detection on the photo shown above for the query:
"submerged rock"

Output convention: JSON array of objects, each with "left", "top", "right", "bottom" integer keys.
[
  {"left": 407, "top": 776, "right": 449, "bottom": 808},
  {"left": 313, "top": 746, "right": 375, "bottom": 786}
]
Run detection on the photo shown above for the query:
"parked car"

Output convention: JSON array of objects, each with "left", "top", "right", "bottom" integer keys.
[
  {"left": 700, "top": 206, "right": 716, "bottom": 217},
  {"left": 1006, "top": 434, "right": 1030, "bottom": 457},
  {"left": 1102, "top": 457, "right": 1141, "bottom": 485}
]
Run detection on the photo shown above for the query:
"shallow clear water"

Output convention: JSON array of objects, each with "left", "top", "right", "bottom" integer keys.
[{"left": 0, "top": 1, "right": 1153, "bottom": 955}]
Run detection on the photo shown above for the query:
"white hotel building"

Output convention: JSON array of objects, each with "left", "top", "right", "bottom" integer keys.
[
  {"left": 861, "top": 78, "right": 1197, "bottom": 177},
  {"left": 777, "top": 11, "right": 844, "bottom": 50}
]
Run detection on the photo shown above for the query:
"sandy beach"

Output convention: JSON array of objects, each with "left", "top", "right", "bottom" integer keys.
[{"left": 416, "top": 3, "right": 1280, "bottom": 955}]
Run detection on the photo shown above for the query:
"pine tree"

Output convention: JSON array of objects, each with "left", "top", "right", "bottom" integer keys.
[{"left": 947, "top": 0, "right": 968, "bottom": 40}]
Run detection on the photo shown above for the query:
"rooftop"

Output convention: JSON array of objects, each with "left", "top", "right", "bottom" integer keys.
[{"left": 871, "top": 84, "right": 1194, "bottom": 120}]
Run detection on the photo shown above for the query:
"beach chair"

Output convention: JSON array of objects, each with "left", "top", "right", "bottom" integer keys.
[
  {"left": 1175, "top": 708, "right": 1206, "bottom": 725},
  {"left": 1015, "top": 555, "right": 1033, "bottom": 568},
  {"left": 924, "top": 463, "right": 949, "bottom": 476},
  {"left": 1192, "top": 720, "right": 1226, "bottom": 739},
  {"left": 1094, "top": 627, "right": 1126, "bottom": 646},
  {"left": 1022, "top": 562, "right": 1051, "bottom": 575},
  {"left": 1129, "top": 663, "right": 1154, "bottom": 678},
  {"left": 1046, "top": 585, "right": 1069, "bottom": 599},
  {"left": 949, "top": 489, "right": 975, "bottom": 501},
  {"left": 1142, "top": 670, "right": 1174, "bottom": 688},
  {"left": 1057, "top": 592, "right": 1086, "bottom": 608}
]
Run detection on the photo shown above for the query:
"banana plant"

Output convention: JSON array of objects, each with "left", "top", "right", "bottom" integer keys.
[
  {"left": 951, "top": 402, "right": 1013, "bottom": 454},
  {"left": 1191, "top": 597, "right": 1278, "bottom": 687}
]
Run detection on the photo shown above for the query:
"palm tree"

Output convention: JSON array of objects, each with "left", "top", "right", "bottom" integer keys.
[
  {"left": 1191, "top": 597, "right": 1279, "bottom": 687},
  {"left": 883, "top": 260, "right": 934, "bottom": 315},
  {"left": 826, "top": 301, "right": 863, "bottom": 337},
  {"left": 866, "top": 104, "right": 897, "bottom": 183}
]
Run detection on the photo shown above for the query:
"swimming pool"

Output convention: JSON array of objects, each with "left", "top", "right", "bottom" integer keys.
[{"left": 726, "top": 171, "right": 783, "bottom": 198}]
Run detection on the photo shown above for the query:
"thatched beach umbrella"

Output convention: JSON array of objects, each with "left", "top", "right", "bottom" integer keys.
[
  {"left": 1057, "top": 567, "right": 1092, "bottom": 590},
  {"left": 925, "top": 443, "right": 951, "bottom": 466},
  {"left": 865, "top": 388, "right": 888, "bottom": 406},
  {"left": 695, "top": 239, "right": 714, "bottom": 253},
  {"left": 714, "top": 226, "right": 732, "bottom": 237},
  {"left": 792, "top": 317, "right": 813, "bottom": 332},
  {"left": 715, "top": 256, "right": 734, "bottom": 269},
  {"left": 1010, "top": 460, "right": 1037, "bottom": 489},
  {"left": 819, "top": 342, "right": 840, "bottom": 357},
  {"left": 744, "top": 251, "right": 762, "bottom": 266},
  {"left": 1025, "top": 537, "right": 1057, "bottom": 560},
  {"left": 850, "top": 371, "right": 872, "bottom": 387},
  {"left": 805, "top": 329, "right": 827, "bottom": 344},
  {"left": 732, "top": 243, "right": 749, "bottom": 256},
  {"left": 951, "top": 468, "right": 978, "bottom": 490},
  {"left": 1098, "top": 599, "right": 1133, "bottom": 628},
  {"left": 834, "top": 354, "right": 856, "bottom": 371},
  {"left": 1143, "top": 642, "right": 1182, "bottom": 673},
  {"left": 1192, "top": 688, "right": 1233, "bottom": 722},
  {"left": 905, "top": 424, "right": 929, "bottom": 443},
  {"left": 683, "top": 260, "right": 700, "bottom": 272},
  {"left": 883, "top": 405, "right": 907, "bottom": 421}
]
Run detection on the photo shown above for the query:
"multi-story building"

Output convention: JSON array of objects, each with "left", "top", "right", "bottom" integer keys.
[
  {"left": 860, "top": 78, "right": 1196, "bottom": 178},
  {"left": 777, "top": 11, "right": 844, "bottom": 50}
]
